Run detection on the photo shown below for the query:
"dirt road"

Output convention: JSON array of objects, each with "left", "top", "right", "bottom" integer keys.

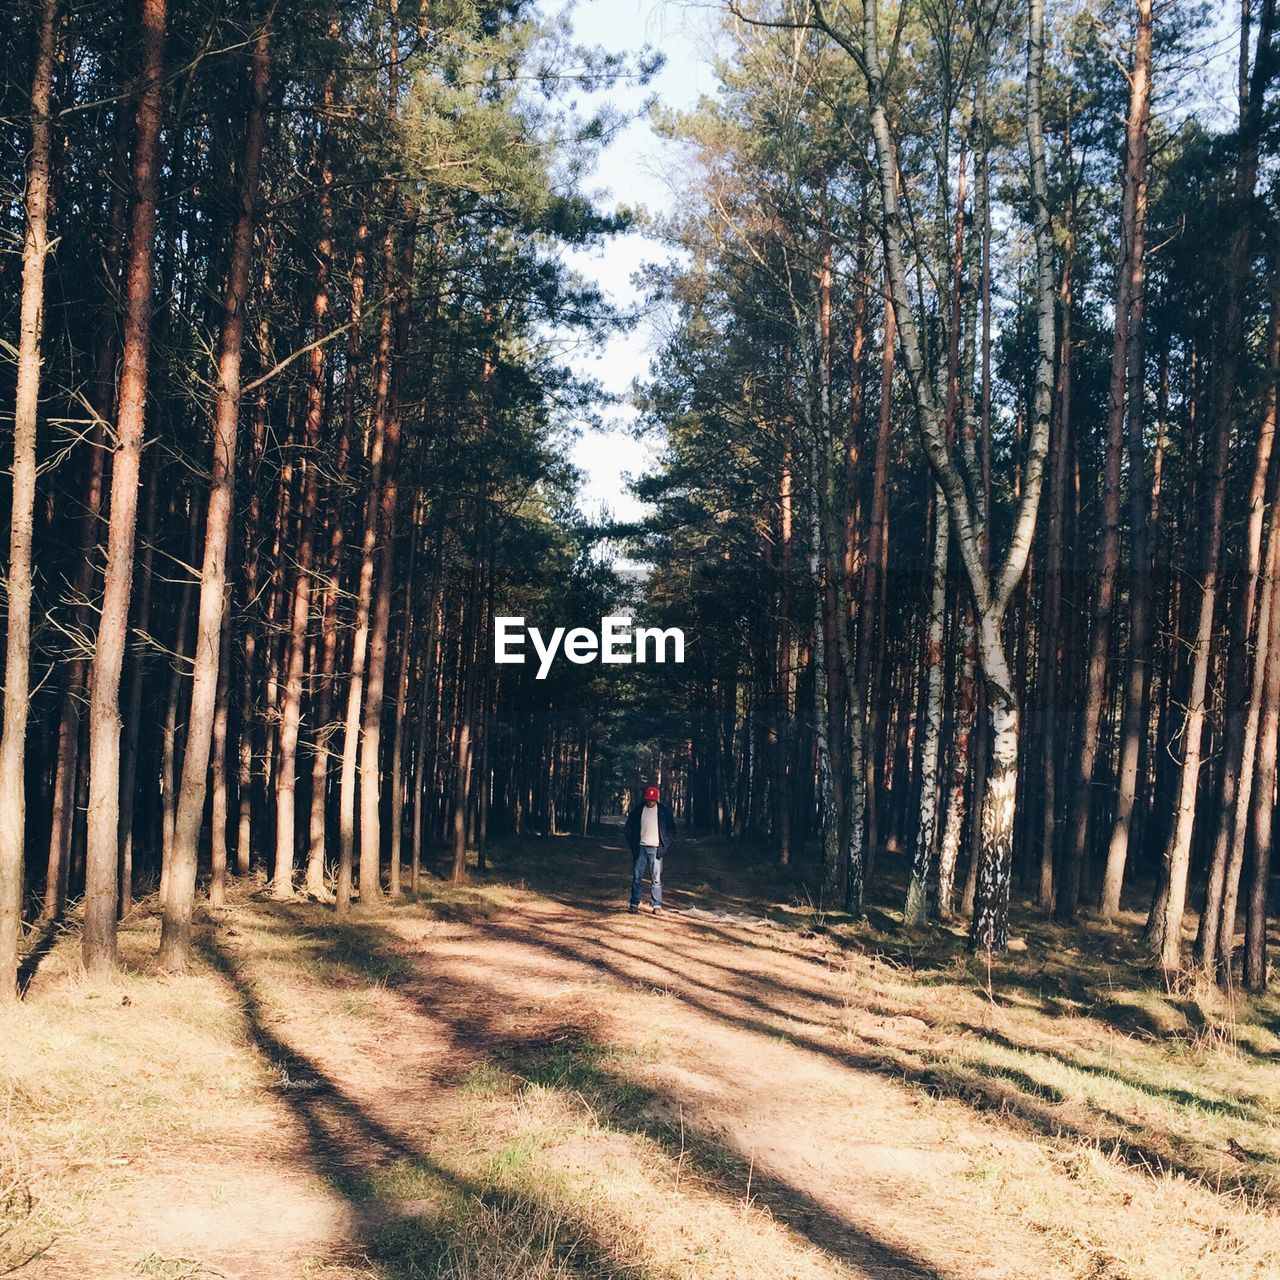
[{"left": 30, "top": 831, "right": 1279, "bottom": 1279}]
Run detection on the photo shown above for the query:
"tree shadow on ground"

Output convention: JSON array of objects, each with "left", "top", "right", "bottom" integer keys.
[
  {"left": 17, "top": 920, "right": 62, "bottom": 996},
  {"left": 461, "top": 911, "right": 1280, "bottom": 1205},
  {"left": 962, "top": 1023, "right": 1277, "bottom": 1124},
  {"left": 197, "top": 934, "right": 675, "bottom": 1280},
  {"left": 219, "top": 913, "right": 956, "bottom": 1280}
]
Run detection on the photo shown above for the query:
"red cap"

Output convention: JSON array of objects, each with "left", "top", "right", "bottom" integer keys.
[{"left": 644, "top": 786, "right": 660, "bottom": 802}]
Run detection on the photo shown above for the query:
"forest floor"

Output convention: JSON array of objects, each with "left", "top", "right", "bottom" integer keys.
[{"left": 5, "top": 826, "right": 1280, "bottom": 1280}]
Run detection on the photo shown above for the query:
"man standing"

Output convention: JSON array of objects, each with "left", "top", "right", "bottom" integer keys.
[{"left": 624, "top": 784, "right": 675, "bottom": 914}]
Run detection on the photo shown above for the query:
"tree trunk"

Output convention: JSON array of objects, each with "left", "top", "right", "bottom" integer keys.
[
  {"left": 1198, "top": 257, "right": 1280, "bottom": 969},
  {"left": 160, "top": 22, "right": 270, "bottom": 967},
  {"left": 451, "top": 525, "right": 486, "bottom": 882},
  {"left": 386, "top": 496, "right": 422, "bottom": 897},
  {"left": 858, "top": 289, "right": 894, "bottom": 869},
  {"left": 117, "top": 466, "right": 160, "bottom": 918},
  {"left": 938, "top": 609, "right": 976, "bottom": 917},
  {"left": 904, "top": 490, "right": 948, "bottom": 925},
  {"left": 0, "top": 0, "right": 58, "bottom": 996},
  {"left": 358, "top": 209, "right": 416, "bottom": 904},
  {"left": 82, "top": 0, "right": 167, "bottom": 975},
  {"left": 775, "top": 446, "right": 794, "bottom": 864},
  {"left": 273, "top": 84, "right": 331, "bottom": 905},
  {"left": 1060, "top": 0, "right": 1151, "bottom": 920},
  {"left": 1035, "top": 220, "right": 1074, "bottom": 911},
  {"left": 158, "top": 22, "right": 269, "bottom": 965},
  {"left": 1147, "top": 0, "right": 1275, "bottom": 971},
  {"left": 1244, "top": 510, "right": 1280, "bottom": 989},
  {"left": 830, "top": 0, "right": 1054, "bottom": 949},
  {"left": 336, "top": 225, "right": 399, "bottom": 914},
  {"left": 306, "top": 214, "right": 365, "bottom": 898},
  {"left": 208, "top": 603, "right": 233, "bottom": 907}
]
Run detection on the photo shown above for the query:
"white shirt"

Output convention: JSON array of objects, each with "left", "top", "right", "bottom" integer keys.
[{"left": 640, "top": 804, "right": 660, "bottom": 847}]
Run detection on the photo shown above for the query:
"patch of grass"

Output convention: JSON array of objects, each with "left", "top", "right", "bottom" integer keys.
[
  {"left": 133, "top": 1251, "right": 220, "bottom": 1278},
  {"left": 364, "top": 1193, "right": 613, "bottom": 1280},
  {"left": 489, "top": 1135, "right": 541, "bottom": 1180},
  {"left": 290, "top": 920, "right": 412, "bottom": 987},
  {"left": 499, "top": 1037, "right": 651, "bottom": 1125},
  {"left": 0, "top": 1151, "right": 56, "bottom": 1276},
  {"left": 366, "top": 1158, "right": 451, "bottom": 1203},
  {"left": 459, "top": 1063, "right": 514, "bottom": 1099},
  {"left": 0, "top": 919, "right": 267, "bottom": 1274}
]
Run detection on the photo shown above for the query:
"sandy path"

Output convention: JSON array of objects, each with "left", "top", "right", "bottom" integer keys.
[{"left": 35, "top": 833, "right": 1269, "bottom": 1279}]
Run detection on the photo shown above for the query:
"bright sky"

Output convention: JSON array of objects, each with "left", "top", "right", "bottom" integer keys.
[{"left": 548, "top": 0, "right": 719, "bottom": 527}]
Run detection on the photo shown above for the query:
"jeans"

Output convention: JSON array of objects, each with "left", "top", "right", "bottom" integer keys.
[{"left": 631, "top": 845, "right": 662, "bottom": 908}]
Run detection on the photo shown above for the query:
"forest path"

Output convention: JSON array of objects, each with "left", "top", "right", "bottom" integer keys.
[{"left": 30, "top": 829, "right": 1279, "bottom": 1279}]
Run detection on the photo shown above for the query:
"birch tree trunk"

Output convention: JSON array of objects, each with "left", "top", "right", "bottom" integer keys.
[
  {"left": 937, "top": 609, "right": 976, "bottom": 918},
  {"left": 904, "top": 491, "right": 948, "bottom": 925},
  {"left": 1035, "top": 222, "right": 1073, "bottom": 911},
  {"left": 817, "top": 0, "right": 1055, "bottom": 949}
]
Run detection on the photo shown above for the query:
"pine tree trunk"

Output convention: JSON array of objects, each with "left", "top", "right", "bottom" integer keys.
[
  {"left": 859, "top": 291, "right": 894, "bottom": 868},
  {"left": 1244, "top": 511, "right": 1280, "bottom": 989},
  {"left": 160, "top": 24, "right": 269, "bottom": 964},
  {"left": 235, "top": 281, "right": 271, "bottom": 878},
  {"left": 410, "top": 505, "right": 446, "bottom": 893},
  {"left": 336, "top": 226, "right": 398, "bottom": 914},
  {"left": 775, "top": 447, "right": 794, "bottom": 864},
  {"left": 273, "top": 117, "right": 331, "bottom": 905},
  {"left": 451, "top": 528, "right": 485, "bottom": 882},
  {"left": 117, "top": 467, "right": 160, "bottom": 918},
  {"left": 1060, "top": 6, "right": 1150, "bottom": 918},
  {"left": 82, "top": 0, "right": 167, "bottom": 974},
  {"left": 1198, "top": 259, "right": 1280, "bottom": 968},
  {"left": 1214, "top": 487, "right": 1280, "bottom": 980},
  {"left": 386, "top": 499, "right": 422, "bottom": 897},
  {"left": 358, "top": 211, "right": 416, "bottom": 904},
  {"left": 44, "top": 438, "right": 108, "bottom": 924},
  {"left": 208, "top": 603, "right": 232, "bottom": 907},
  {"left": 306, "top": 215, "right": 365, "bottom": 899},
  {"left": 159, "top": 531, "right": 198, "bottom": 903},
  {"left": 0, "top": 0, "right": 58, "bottom": 996},
  {"left": 1147, "top": 0, "right": 1275, "bottom": 971}
]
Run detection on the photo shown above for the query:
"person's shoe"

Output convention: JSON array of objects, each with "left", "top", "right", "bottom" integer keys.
[
  {"left": 652, "top": 904, "right": 662, "bottom": 915},
  {"left": 628, "top": 904, "right": 639, "bottom": 914}
]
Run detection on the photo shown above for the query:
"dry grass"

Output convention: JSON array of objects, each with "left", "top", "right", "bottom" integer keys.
[
  {"left": 0, "top": 903, "right": 280, "bottom": 1275},
  {"left": 6, "top": 843, "right": 1280, "bottom": 1279}
]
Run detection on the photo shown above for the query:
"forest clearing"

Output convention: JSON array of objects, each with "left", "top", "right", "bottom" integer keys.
[{"left": 6, "top": 831, "right": 1280, "bottom": 1279}]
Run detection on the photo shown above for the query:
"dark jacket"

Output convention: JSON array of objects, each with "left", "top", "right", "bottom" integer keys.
[{"left": 624, "top": 798, "right": 676, "bottom": 858}]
